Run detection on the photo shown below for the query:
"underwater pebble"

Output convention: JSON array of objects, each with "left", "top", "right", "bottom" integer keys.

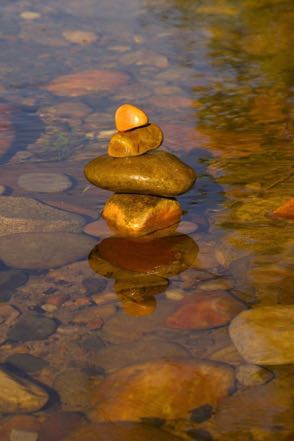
[
  {"left": 98, "top": 129, "right": 116, "bottom": 139},
  {"left": 5, "top": 353, "right": 48, "bottom": 374},
  {"left": 20, "top": 11, "right": 40, "bottom": 20},
  {"left": 62, "top": 30, "right": 97, "bottom": 45},
  {"left": 18, "top": 172, "right": 72, "bottom": 193},
  {"left": 197, "top": 278, "right": 231, "bottom": 291},
  {"left": 7, "top": 313, "right": 58, "bottom": 342},
  {"left": 177, "top": 221, "right": 198, "bottom": 235},
  {"left": 0, "top": 184, "right": 6, "bottom": 194},
  {"left": 165, "top": 289, "right": 185, "bottom": 301}
]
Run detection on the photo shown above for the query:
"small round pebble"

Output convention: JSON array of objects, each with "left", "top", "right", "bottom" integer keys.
[
  {"left": 20, "top": 11, "right": 40, "bottom": 20},
  {"left": 177, "top": 221, "right": 198, "bottom": 235},
  {"left": 18, "top": 172, "right": 72, "bottom": 193},
  {"left": 165, "top": 289, "right": 185, "bottom": 301},
  {"left": 197, "top": 278, "right": 231, "bottom": 291}
]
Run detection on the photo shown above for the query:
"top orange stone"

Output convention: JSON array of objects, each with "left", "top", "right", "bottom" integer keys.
[{"left": 115, "top": 104, "right": 149, "bottom": 132}]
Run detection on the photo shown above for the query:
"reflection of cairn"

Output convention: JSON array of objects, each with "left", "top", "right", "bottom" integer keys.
[
  {"left": 84, "top": 104, "right": 198, "bottom": 316},
  {"left": 84, "top": 104, "right": 196, "bottom": 237}
]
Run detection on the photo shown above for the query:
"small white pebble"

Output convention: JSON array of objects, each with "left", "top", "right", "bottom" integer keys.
[
  {"left": 98, "top": 129, "right": 116, "bottom": 139},
  {"left": 165, "top": 289, "right": 185, "bottom": 301}
]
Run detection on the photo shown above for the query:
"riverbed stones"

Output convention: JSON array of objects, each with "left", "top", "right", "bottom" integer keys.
[
  {"left": 102, "top": 194, "right": 182, "bottom": 236},
  {"left": 0, "top": 196, "right": 85, "bottom": 236},
  {"left": 88, "top": 359, "right": 235, "bottom": 421},
  {"left": 229, "top": 306, "right": 294, "bottom": 365},
  {"left": 115, "top": 103, "right": 149, "bottom": 132},
  {"left": 84, "top": 150, "right": 196, "bottom": 197},
  {"left": 0, "top": 367, "right": 49, "bottom": 413},
  {"left": 108, "top": 124, "right": 163, "bottom": 157},
  {"left": 0, "top": 103, "right": 14, "bottom": 159},
  {"left": 17, "top": 172, "right": 72, "bottom": 193}
]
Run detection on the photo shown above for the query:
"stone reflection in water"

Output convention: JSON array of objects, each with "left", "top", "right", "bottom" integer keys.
[{"left": 88, "top": 233, "right": 198, "bottom": 316}]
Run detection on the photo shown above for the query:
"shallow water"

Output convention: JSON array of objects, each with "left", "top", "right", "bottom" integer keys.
[{"left": 0, "top": 0, "right": 293, "bottom": 440}]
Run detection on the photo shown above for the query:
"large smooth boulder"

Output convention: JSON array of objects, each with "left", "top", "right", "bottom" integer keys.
[
  {"left": 84, "top": 151, "right": 196, "bottom": 197},
  {"left": 88, "top": 359, "right": 235, "bottom": 422},
  {"left": 229, "top": 306, "right": 294, "bottom": 365},
  {"left": 102, "top": 193, "right": 182, "bottom": 236}
]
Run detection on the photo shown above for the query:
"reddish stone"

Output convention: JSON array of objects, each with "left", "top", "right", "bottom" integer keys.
[
  {"left": 46, "top": 294, "right": 68, "bottom": 306},
  {"left": 273, "top": 198, "right": 294, "bottom": 220},
  {"left": 166, "top": 291, "right": 246, "bottom": 330},
  {"left": 0, "top": 104, "right": 14, "bottom": 158},
  {"left": 44, "top": 70, "right": 129, "bottom": 97},
  {"left": 38, "top": 412, "right": 85, "bottom": 441}
]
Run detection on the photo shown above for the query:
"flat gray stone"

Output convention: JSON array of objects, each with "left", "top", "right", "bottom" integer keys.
[
  {"left": 0, "top": 196, "right": 85, "bottom": 237},
  {"left": 7, "top": 313, "right": 58, "bottom": 341},
  {"left": 18, "top": 172, "right": 72, "bottom": 193},
  {"left": 0, "top": 232, "right": 96, "bottom": 269}
]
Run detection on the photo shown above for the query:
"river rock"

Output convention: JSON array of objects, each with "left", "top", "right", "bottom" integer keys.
[
  {"left": 0, "top": 232, "right": 96, "bottom": 270},
  {"left": 102, "top": 194, "right": 182, "bottom": 236},
  {"left": 5, "top": 353, "right": 48, "bottom": 374},
  {"left": 17, "top": 172, "right": 72, "bottom": 193},
  {"left": 88, "top": 359, "right": 235, "bottom": 421},
  {"left": 0, "top": 270, "right": 28, "bottom": 302},
  {"left": 236, "top": 364, "right": 274, "bottom": 386},
  {"left": 0, "top": 196, "right": 85, "bottom": 236},
  {"left": 166, "top": 291, "right": 246, "bottom": 330},
  {"left": 63, "top": 422, "right": 182, "bottom": 441},
  {"left": 115, "top": 103, "right": 149, "bottom": 132},
  {"left": 84, "top": 151, "right": 196, "bottom": 197},
  {"left": 45, "top": 70, "right": 129, "bottom": 97},
  {"left": 88, "top": 234, "right": 198, "bottom": 278},
  {"left": 114, "top": 274, "right": 169, "bottom": 300},
  {"left": 108, "top": 124, "right": 163, "bottom": 157},
  {"left": 0, "top": 367, "right": 49, "bottom": 413},
  {"left": 0, "top": 103, "right": 14, "bottom": 159},
  {"left": 229, "top": 306, "right": 294, "bottom": 365},
  {"left": 7, "top": 313, "right": 58, "bottom": 341}
]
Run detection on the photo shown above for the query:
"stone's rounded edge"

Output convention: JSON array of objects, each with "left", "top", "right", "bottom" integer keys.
[
  {"left": 83, "top": 151, "right": 197, "bottom": 197},
  {"left": 115, "top": 103, "right": 149, "bottom": 132}
]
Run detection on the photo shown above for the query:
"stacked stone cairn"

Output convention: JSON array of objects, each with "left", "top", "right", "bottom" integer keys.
[{"left": 84, "top": 104, "right": 197, "bottom": 237}]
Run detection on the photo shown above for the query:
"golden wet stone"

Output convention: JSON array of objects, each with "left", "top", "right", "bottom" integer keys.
[
  {"left": 44, "top": 70, "right": 129, "bottom": 97},
  {"left": 108, "top": 123, "right": 163, "bottom": 157},
  {"left": 229, "top": 306, "right": 294, "bottom": 365},
  {"left": 88, "top": 359, "right": 235, "bottom": 422},
  {"left": 84, "top": 150, "right": 197, "bottom": 197},
  {"left": 273, "top": 198, "right": 294, "bottom": 220},
  {"left": 102, "top": 194, "right": 182, "bottom": 236},
  {"left": 115, "top": 103, "right": 149, "bottom": 132},
  {"left": 0, "top": 368, "right": 49, "bottom": 413}
]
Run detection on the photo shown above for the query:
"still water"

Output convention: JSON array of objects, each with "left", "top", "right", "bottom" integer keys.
[{"left": 0, "top": 0, "right": 293, "bottom": 439}]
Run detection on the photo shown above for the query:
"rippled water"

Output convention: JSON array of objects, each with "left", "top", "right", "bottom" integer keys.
[{"left": 0, "top": 0, "right": 293, "bottom": 440}]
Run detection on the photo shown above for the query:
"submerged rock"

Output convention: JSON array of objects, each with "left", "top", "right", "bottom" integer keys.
[
  {"left": 166, "top": 291, "right": 246, "bottom": 330},
  {"left": 102, "top": 193, "right": 182, "bottom": 236},
  {"left": 0, "top": 367, "right": 49, "bottom": 413},
  {"left": 17, "top": 172, "right": 72, "bottom": 193},
  {"left": 0, "top": 232, "right": 96, "bottom": 269},
  {"left": 63, "top": 422, "right": 182, "bottom": 441},
  {"left": 273, "top": 198, "right": 294, "bottom": 219},
  {"left": 84, "top": 151, "right": 196, "bottom": 197},
  {"left": 108, "top": 124, "right": 163, "bottom": 157},
  {"left": 45, "top": 70, "right": 129, "bottom": 97},
  {"left": 115, "top": 103, "right": 149, "bottom": 132},
  {"left": 0, "top": 196, "right": 85, "bottom": 237},
  {"left": 0, "top": 103, "right": 14, "bottom": 159},
  {"left": 7, "top": 313, "right": 58, "bottom": 341},
  {"left": 229, "top": 306, "right": 294, "bottom": 365},
  {"left": 88, "top": 359, "right": 235, "bottom": 421}
]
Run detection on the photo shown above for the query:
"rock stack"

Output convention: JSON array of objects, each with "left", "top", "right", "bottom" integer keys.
[{"left": 84, "top": 103, "right": 197, "bottom": 237}]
